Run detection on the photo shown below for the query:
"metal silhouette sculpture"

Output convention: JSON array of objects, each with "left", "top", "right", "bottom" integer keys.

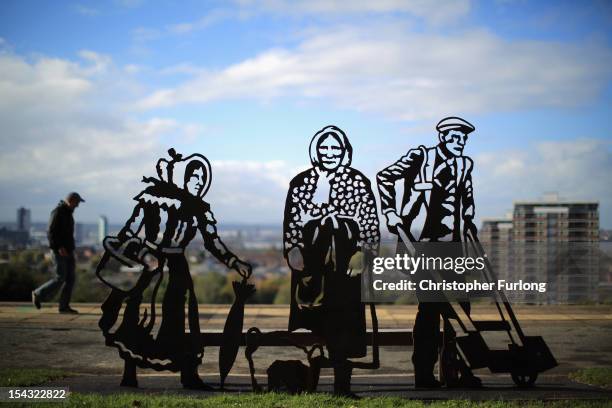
[
  {"left": 219, "top": 279, "right": 255, "bottom": 388},
  {"left": 244, "top": 327, "right": 326, "bottom": 394},
  {"left": 281, "top": 125, "right": 381, "bottom": 395},
  {"left": 96, "top": 148, "right": 253, "bottom": 390},
  {"left": 377, "top": 116, "right": 480, "bottom": 388},
  {"left": 376, "top": 117, "right": 556, "bottom": 388},
  {"left": 266, "top": 344, "right": 325, "bottom": 394}
]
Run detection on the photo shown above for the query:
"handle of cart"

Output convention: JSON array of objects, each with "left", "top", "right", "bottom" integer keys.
[{"left": 396, "top": 225, "right": 557, "bottom": 387}]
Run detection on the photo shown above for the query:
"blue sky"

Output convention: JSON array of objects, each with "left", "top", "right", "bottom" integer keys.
[{"left": 0, "top": 0, "right": 611, "bottom": 227}]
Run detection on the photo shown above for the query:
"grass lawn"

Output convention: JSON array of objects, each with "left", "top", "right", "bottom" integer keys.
[
  {"left": 3, "top": 393, "right": 612, "bottom": 408},
  {"left": 0, "top": 368, "right": 68, "bottom": 387},
  {"left": 569, "top": 367, "right": 612, "bottom": 389},
  {"left": 1, "top": 368, "right": 611, "bottom": 407}
]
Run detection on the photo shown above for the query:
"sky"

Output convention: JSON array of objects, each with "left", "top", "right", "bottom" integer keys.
[{"left": 0, "top": 0, "right": 611, "bottom": 228}]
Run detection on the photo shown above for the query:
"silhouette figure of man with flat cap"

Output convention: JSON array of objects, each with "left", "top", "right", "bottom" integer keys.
[{"left": 377, "top": 117, "right": 481, "bottom": 388}]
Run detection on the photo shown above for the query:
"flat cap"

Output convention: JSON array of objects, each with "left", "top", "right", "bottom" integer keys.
[
  {"left": 436, "top": 116, "right": 475, "bottom": 134},
  {"left": 66, "top": 192, "right": 85, "bottom": 203}
]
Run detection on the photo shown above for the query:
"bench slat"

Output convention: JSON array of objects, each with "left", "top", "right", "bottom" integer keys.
[{"left": 200, "top": 330, "right": 414, "bottom": 347}]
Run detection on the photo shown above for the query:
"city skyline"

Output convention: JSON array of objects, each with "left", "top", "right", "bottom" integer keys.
[
  {"left": 1, "top": 1, "right": 611, "bottom": 227},
  {"left": 4, "top": 192, "right": 607, "bottom": 228}
]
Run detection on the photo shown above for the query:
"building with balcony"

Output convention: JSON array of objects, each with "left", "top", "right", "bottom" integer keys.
[{"left": 512, "top": 194, "right": 599, "bottom": 303}]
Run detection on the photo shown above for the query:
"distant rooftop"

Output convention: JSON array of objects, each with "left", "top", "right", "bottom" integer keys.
[
  {"left": 513, "top": 200, "right": 599, "bottom": 206},
  {"left": 481, "top": 217, "right": 512, "bottom": 223},
  {"left": 513, "top": 193, "right": 598, "bottom": 206}
]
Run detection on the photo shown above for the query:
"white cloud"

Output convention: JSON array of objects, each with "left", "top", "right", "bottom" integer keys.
[
  {"left": 203, "top": 160, "right": 307, "bottom": 223},
  {"left": 147, "top": 0, "right": 469, "bottom": 40},
  {"left": 0, "top": 50, "right": 307, "bottom": 224},
  {"left": 0, "top": 54, "right": 91, "bottom": 119},
  {"left": 0, "top": 51, "right": 201, "bottom": 222},
  {"left": 474, "top": 139, "right": 612, "bottom": 226},
  {"left": 78, "top": 50, "right": 112, "bottom": 75},
  {"left": 158, "top": 63, "right": 207, "bottom": 76},
  {"left": 1, "top": 31, "right": 610, "bottom": 228},
  {"left": 235, "top": 0, "right": 471, "bottom": 24},
  {"left": 131, "top": 27, "right": 160, "bottom": 43},
  {"left": 135, "top": 26, "right": 612, "bottom": 120},
  {"left": 123, "top": 64, "right": 143, "bottom": 74},
  {"left": 166, "top": 9, "right": 233, "bottom": 35},
  {"left": 208, "top": 138, "right": 612, "bottom": 226}
]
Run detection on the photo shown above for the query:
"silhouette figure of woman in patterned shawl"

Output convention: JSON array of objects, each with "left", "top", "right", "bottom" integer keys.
[{"left": 283, "top": 126, "right": 380, "bottom": 395}]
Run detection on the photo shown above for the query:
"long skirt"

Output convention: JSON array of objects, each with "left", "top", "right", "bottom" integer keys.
[
  {"left": 288, "top": 217, "right": 366, "bottom": 360},
  {"left": 98, "top": 253, "right": 203, "bottom": 372}
]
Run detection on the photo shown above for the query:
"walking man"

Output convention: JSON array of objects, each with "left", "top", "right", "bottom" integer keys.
[
  {"left": 376, "top": 117, "right": 481, "bottom": 388},
  {"left": 32, "top": 192, "right": 84, "bottom": 314}
]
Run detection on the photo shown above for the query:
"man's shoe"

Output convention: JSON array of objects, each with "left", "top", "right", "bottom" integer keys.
[
  {"left": 333, "top": 390, "right": 360, "bottom": 399},
  {"left": 31, "top": 292, "right": 41, "bottom": 310},
  {"left": 455, "top": 374, "right": 483, "bottom": 388},
  {"left": 181, "top": 369, "right": 214, "bottom": 391},
  {"left": 59, "top": 307, "right": 79, "bottom": 314}
]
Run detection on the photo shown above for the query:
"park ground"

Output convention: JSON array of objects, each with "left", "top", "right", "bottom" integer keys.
[{"left": 0, "top": 303, "right": 611, "bottom": 406}]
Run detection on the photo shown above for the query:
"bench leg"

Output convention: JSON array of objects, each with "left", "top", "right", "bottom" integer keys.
[{"left": 245, "top": 328, "right": 263, "bottom": 392}]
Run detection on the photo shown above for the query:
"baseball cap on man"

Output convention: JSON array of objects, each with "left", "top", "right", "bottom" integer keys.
[{"left": 66, "top": 192, "right": 85, "bottom": 203}]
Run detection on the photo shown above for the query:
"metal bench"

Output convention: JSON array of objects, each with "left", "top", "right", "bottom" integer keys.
[{"left": 201, "top": 326, "right": 422, "bottom": 392}]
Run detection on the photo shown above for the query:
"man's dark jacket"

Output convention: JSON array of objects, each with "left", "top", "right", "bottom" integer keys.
[{"left": 48, "top": 201, "right": 75, "bottom": 252}]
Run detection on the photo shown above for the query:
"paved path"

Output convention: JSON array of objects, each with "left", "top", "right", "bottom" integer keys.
[
  {"left": 2, "top": 303, "right": 612, "bottom": 399},
  {"left": 2, "top": 303, "right": 611, "bottom": 330}
]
